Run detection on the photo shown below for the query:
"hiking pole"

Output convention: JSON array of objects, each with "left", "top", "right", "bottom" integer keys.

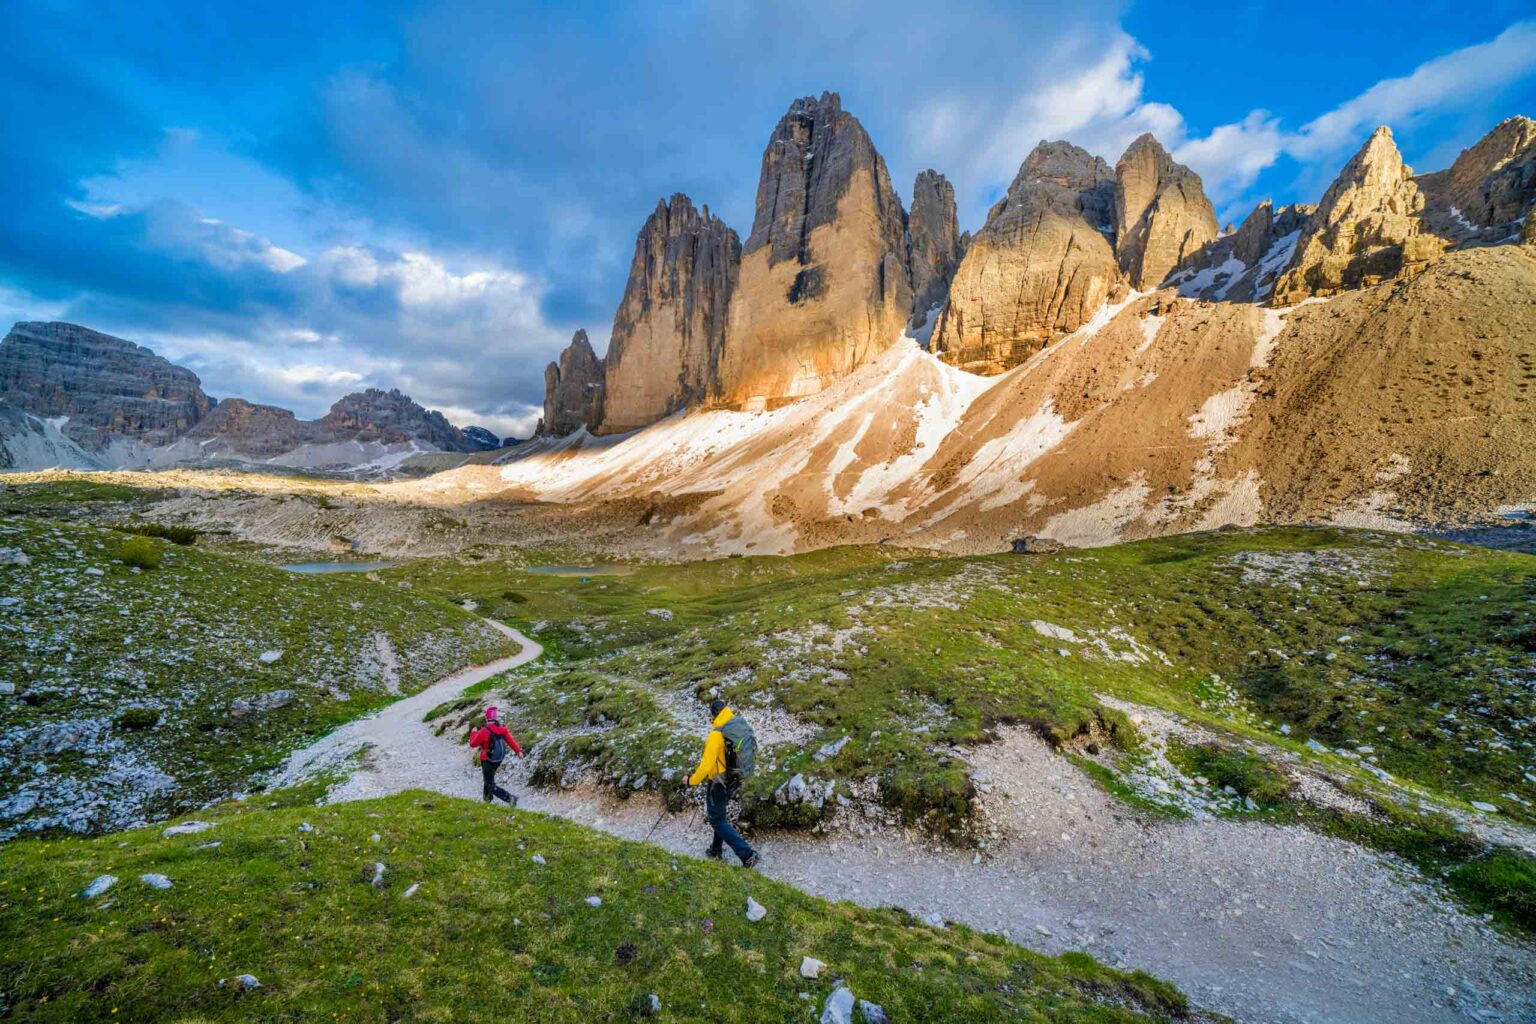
[{"left": 642, "top": 804, "right": 669, "bottom": 843}]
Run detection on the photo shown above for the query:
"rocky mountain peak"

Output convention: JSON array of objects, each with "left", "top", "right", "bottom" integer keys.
[
  {"left": 713, "top": 91, "right": 912, "bottom": 410},
  {"left": 908, "top": 169, "right": 965, "bottom": 328},
  {"left": 1113, "top": 133, "right": 1219, "bottom": 289},
  {"left": 540, "top": 329, "right": 606, "bottom": 436},
  {"left": 1422, "top": 116, "right": 1536, "bottom": 233},
  {"left": 599, "top": 193, "right": 740, "bottom": 435},
  {"left": 318, "top": 387, "right": 468, "bottom": 451},
  {"left": 0, "top": 321, "right": 212, "bottom": 450},
  {"left": 931, "top": 139, "right": 1120, "bottom": 374},
  {"left": 1271, "top": 125, "right": 1440, "bottom": 305}
]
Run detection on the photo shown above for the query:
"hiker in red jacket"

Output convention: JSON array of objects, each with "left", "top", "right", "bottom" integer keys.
[{"left": 468, "top": 706, "right": 523, "bottom": 806}]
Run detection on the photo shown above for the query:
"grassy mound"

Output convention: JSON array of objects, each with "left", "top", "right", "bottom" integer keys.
[
  {"left": 0, "top": 516, "right": 517, "bottom": 840},
  {"left": 0, "top": 791, "right": 1193, "bottom": 1023}
]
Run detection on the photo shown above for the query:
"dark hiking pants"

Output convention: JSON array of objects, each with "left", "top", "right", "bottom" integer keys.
[
  {"left": 706, "top": 779, "right": 755, "bottom": 863},
  {"left": 481, "top": 759, "right": 514, "bottom": 805}
]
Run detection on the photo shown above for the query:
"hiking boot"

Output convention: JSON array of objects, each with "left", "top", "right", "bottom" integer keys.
[
  {"left": 741, "top": 852, "right": 760, "bottom": 870},
  {"left": 704, "top": 848, "right": 723, "bottom": 860}
]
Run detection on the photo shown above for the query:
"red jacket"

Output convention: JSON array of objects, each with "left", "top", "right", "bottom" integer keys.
[{"left": 469, "top": 722, "right": 523, "bottom": 762}]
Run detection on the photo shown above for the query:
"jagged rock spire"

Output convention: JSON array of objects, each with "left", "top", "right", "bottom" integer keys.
[{"left": 539, "top": 329, "right": 605, "bottom": 437}]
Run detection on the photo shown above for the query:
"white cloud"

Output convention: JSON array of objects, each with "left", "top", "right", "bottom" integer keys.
[{"left": 1174, "top": 111, "right": 1285, "bottom": 201}]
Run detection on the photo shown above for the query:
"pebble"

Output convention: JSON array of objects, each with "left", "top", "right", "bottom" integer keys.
[
  {"left": 531, "top": 854, "right": 546, "bottom": 865},
  {"left": 585, "top": 895, "right": 602, "bottom": 907},
  {"left": 403, "top": 883, "right": 420, "bottom": 898},
  {"left": 746, "top": 897, "right": 767, "bottom": 922},
  {"left": 370, "top": 833, "right": 382, "bottom": 842},
  {"left": 298, "top": 822, "right": 313, "bottom": 833},
  {"left": 140, "top": 873, "right": 173, "bottom": 890}
]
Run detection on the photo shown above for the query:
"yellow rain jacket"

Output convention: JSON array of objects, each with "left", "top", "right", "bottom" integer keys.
[{"left": 687, "top": 706, "right": 735, "bottom": 785}]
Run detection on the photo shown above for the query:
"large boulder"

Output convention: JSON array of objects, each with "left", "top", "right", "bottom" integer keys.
[
  {"left": 908, "top": 170, "right": 966, "bottom": 328},
  {"left": 1271, "top": 126, "right": 1443, "bottom": 305},
  {"left": 598, "top": 195, "right": 740, "bottom": 434},
  {"left": 539, "top": 330, "right": 605, "bottom": 437},
  {"left": 0, "top": 321, "right": 212, "bottom": 449},
  {"left": 931, "top": 141, "right": 1120, "bottom": 375},
  {"left": 712, "top": 92, "right": 913, "bottom": 411},
  {"left": 1113, "top": 134, "right": 1219, "bottom": 289}
]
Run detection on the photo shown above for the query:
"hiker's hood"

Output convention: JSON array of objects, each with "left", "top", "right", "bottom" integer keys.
[{"left": 711, "top": 706, "right": 734, "bottom": 728}]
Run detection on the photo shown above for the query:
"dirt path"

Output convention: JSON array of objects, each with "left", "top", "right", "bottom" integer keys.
[
  {"left": 264, "top": 620, "right": 542, "bottom": 795},
  {"left": 279, "top": 622, "right": 1536, "bottom": 1024}
]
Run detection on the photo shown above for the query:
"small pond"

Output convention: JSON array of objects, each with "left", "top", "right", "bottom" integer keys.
[{"left": 281, "top": 561, "right": 396, "bottom": 574}]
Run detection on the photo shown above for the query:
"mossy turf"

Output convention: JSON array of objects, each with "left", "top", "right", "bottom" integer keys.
[
  {"left": 0, "top": 791, "right": 1194, "bottom": 1024},
  {"left": 0, "top": 515, "right": 516, "bottom": 837}
]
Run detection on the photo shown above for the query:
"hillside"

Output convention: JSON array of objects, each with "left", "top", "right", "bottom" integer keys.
[
  {"left": 0, "top": 508, "right": 516, "bottom": 840},
  {"left": 0, "top": 788, "right": 1197, "bottom": 1024}
]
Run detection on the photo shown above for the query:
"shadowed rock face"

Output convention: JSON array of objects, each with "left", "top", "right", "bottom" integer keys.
[
  {"left": 712, "top": 92, "right": 912, "bottom": 410},
  {"left": 539, "top": 330, "right": 605, "bottom": 437},
  {"left": 908, "top": 170, "right": 966, "bottom": 328},
  {"left": 1271, "top": 127, "right": 1442, "bottom": 305},
  {"left": 931, "top": 141, "right": 1120, "bottom": 374},
  {"left": 598, "top": 194, "right": 740, "bottom": 435},
  {"left": 318, "top": 388, "right": 469, "bottom": 450},
  {"left": 0, "top": 321, "right": 211, "bottom": 449},
  {"left": 1113, "top": 133, "right": 1219, "bottom": 289}
]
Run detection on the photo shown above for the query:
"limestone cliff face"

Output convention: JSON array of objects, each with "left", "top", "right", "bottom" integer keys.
[
  {"left": 0, "top": 321, "right": 211, "bottom": 449},
  {"left": 598, "top": 195, "right": 740, "bottom": 434},
  {"left": 318, "top": 388, "right": 471, "bottom": 450},
  {"left": 539, "top": 330, "right": 605, "bottom": 436},
  {"left": 1271, "top": 127, "right": 1442, "bottom": 305},
  {"left": 712, "top": 92, "right": 912, "bottom": 410},
  {"left": 931, "top": 141, "right": 1120, "bottom": 374},
  {"left": 1170, "top": 199, "right": 1313, "bottom": 302},
  {"left": 1113, "top": 134, "right": 1219, "bottom": 289},
  {"left": 1420, "top": 116, "right": 1536, "bottom": 241},
  {"left": 908, "top": 170, "right": 966, "bottom": 327}
]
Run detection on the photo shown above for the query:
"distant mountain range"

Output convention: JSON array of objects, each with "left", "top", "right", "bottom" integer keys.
[{"left": 0, "top": 321, "right": 505, "bottom": 473}]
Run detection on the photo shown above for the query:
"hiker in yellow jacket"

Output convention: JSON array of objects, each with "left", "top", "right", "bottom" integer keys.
[{"left": 688, "top": 699, "right": 759, "bottom": 868}]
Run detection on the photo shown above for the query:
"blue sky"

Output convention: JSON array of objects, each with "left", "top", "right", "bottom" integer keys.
[{"left": 2, "top": 1, "right": 1533, "bottom": 438}]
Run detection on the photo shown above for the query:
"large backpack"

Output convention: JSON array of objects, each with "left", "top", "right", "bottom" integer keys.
[
  {"left": 484, "top": 725, "right": 510, "bottom": 763},
  {"left": 718, "top": 716, "right": 757, "bottom": 786}
]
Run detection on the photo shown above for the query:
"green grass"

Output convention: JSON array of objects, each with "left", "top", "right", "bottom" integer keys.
[
  {"left": 0, "top": 791, "right": 1194, "bottom": 1023},
  {"left": 422, "top": 528, "right": 1533, "bottom": 835},
  {"left": 0, "top": 515, "right": 517, "bottom": 839}
]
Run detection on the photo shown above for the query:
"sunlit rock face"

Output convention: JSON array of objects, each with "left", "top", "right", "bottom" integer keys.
[
  {"left": 712, "top": 92, "right": 912, "bottom": 411},
  {"left": 598, "top": 194, "right": 739, "bottom": 435},
  {"left": 932, "top": 140, "right": 1121, "bottom": 375}
]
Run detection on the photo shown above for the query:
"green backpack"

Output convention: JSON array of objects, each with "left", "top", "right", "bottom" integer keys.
[{"left": 718, "top": 716, "right": 757, "bottom": 786}]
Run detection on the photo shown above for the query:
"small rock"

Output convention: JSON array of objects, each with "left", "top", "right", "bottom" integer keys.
[
  {"left": 641, "top": 994, "right": 662, "bottom": 1016},
  {"left": 163, "top": 821, "right": 216, "bottom": 837},
  {"left": 800, "top": 956, "right": 826, "bottom": 979},
  {"left": 645, "top": 608, "right": 674, "bottom": 621},
  {"left": 821, "top": 985, "right": 854, "bottom": 1024},
  {"left": 403, "top": 883, "right": 420, "bottom": 898},
  {"left": 531, "top": 854, "right": 546, "bottom": 866},
  {"left": 233, "top": 974, "right": 260, "bottom": 992},
  {"left": 298, "top": 822, "right": 313, "bottom": 833},
  {"left": 369, "top": 833, "right": 381, "bottom": 843},
  {"left": 746, "top": 897, "right": 767, "bottom": 922},
  {"left": 1035, "top": 924, "right": 1052, "bottom": 937},
  {"left": 371, "top": 862, "right": 386, "bottom": 890},
  {"left": 80, "top": 875, "right": 117, "bottom": 899},
  {"left": 1471, "top": 801, "right": 1500, "bottom": 813},
  {"left": 814, "top": 735, "right": 851, "bottom": 762},
  {"left": 921, "top": 912, "right": 945, "bottom": 929},
  {"left": 140, "top": 873, "right": 173, "bottom": 890},
  {"left": 84, "top": 567, "right": 104, "bottom": 577},
  {"left": 585, "top": 895, "right": 603, "bottom": 907},
  {"left": 258, "top": 649, "right": 284, "bottom": 664},
  {"left": 858, "top": 999, "right": 889, "bottom": 1024},
  {"left": 0, "top": 547, "right": 30, "bottom": 566}
]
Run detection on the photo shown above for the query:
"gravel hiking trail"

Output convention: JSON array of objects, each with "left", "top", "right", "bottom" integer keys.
[{"left": 278, "top": 620, "right": 1536, "bottom": 1024}]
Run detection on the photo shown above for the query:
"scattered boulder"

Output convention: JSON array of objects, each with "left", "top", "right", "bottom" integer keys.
[
  {"left": 230, "top": 974, "right": 260, "bottom": 992},
  {"left": 1010, "top": 536, "right": 1065, "bottom": 555},
  {"left": 80, "top": 875, "right": 117, "bottom": 899},
  {"left": 800, "top": 956, "right": 826, "bottom": 979},
  {"left": 229, "top": 690, "right": 296, "bottom": 718},
  {"left": 821, "top": 985, "right": 854, "bottom": 1024},
  {"left": 258, "top": 649, "right": 284, "bottom": 665},
  {"left": 0, "top": 547, "right": 30, "bottom": 566},
  {"left": 645, "top": 608, "right": 674, "bottom": 621},
  {"left": 814, "top": 736, "right": 850, "bottom": 762},
  {"left": 140, "top": 873, "right": 173, "bottom": 890},
  {"left": 746, "top": 897, "right": 767, "bottom": 922},
  {"left": 858, "top": 1000, "right": 889, "bottom": 1024},
  {"left": 163, "top": 820, "right": 216, "bottom": 837}
]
